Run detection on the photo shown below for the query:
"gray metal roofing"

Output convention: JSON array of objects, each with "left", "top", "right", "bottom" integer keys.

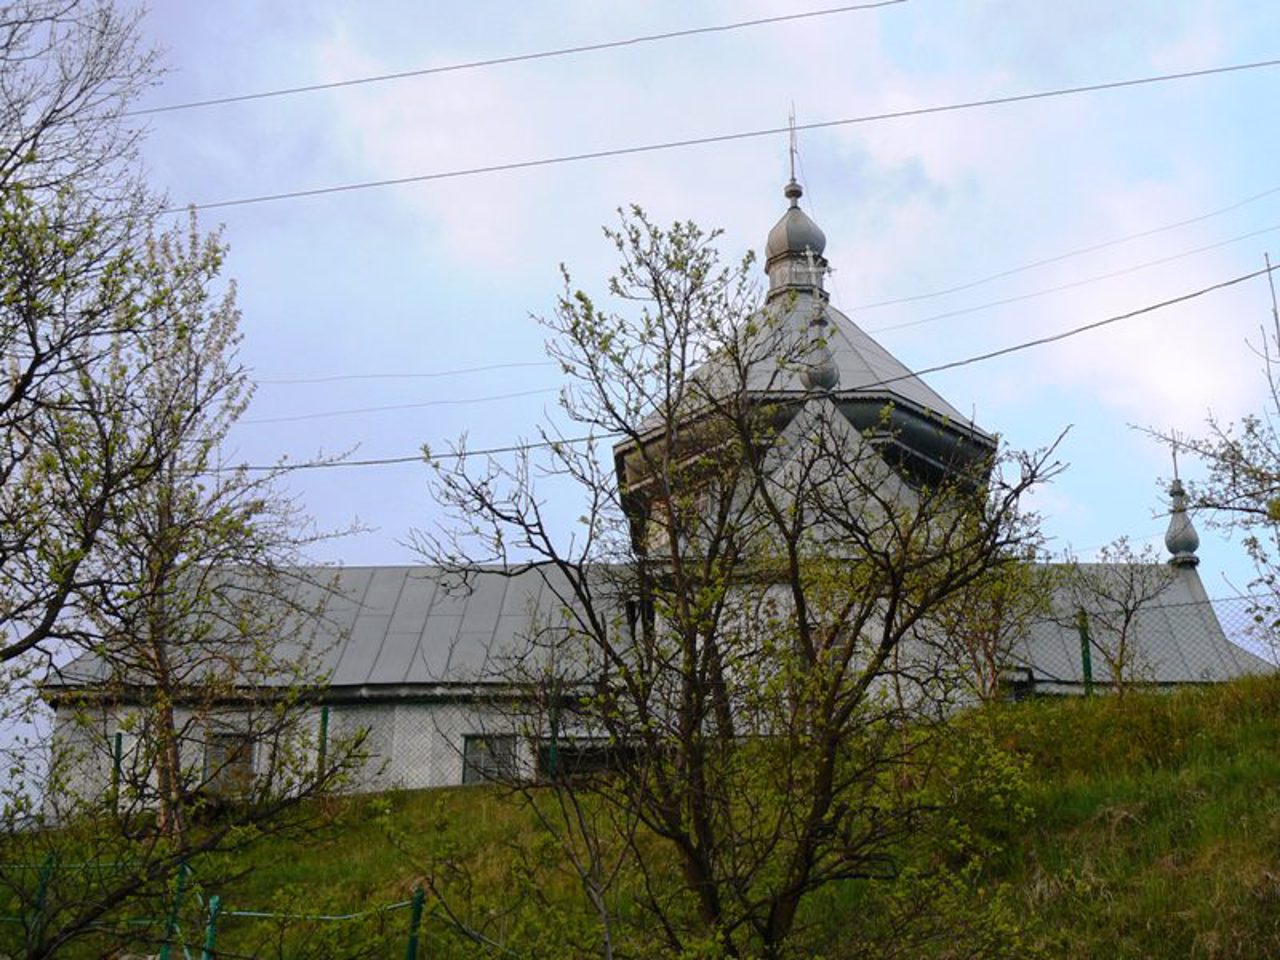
[
  {"left": 1012, "top": 565, "right": 1274, "bottom": 685},
  {"left": 49, "top": 562, "right": 1270, "bottom": 696},
  {"left": 634, "top": 292, "right": 986, "bottom": 439},
  {"left": 48, "top": 564, "right": 607, "bottom": 691},
  {"left": 761, "top": 294, "right": 974, "bottom": 426},
  {"left": 298, "top": 564, "right": 619, "bottom": 688}
]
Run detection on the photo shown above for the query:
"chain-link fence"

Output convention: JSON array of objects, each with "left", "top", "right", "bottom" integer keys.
[
  {"left": 1213, "top": 593, "right": 1280, "bottom": 665},
  {"left": 1008, "top": 593, "right": 1276, "bottom": 697},
  {"left": 323, "top": 700, "right": 527, "bottom": 793}
]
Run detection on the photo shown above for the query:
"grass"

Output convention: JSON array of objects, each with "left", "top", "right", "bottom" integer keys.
[
  {"left": 8, "top": 675, "right": 1280, "bottom": 957},
  {"left": 985, "top": 676, "right": 1280, "bottom": 958}
]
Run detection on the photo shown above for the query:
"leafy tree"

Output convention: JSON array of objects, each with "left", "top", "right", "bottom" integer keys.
[
  {"left": 0, "top": 0, "right": 162, "bottom": 674},
  {"left": 0, "top": 0, "right": 160, "bottom": 204},
  {"left": 0, "top": 186, "right": 148, "bottom": 673},
  {"left": 0, "top": 217, "right": 359, "bottom": 960},
  {"left": 0, "top": 5, "right": 360, "bottom": 954},
  {"left": 62, "top": 220, "right": 346, "bottom": 835},
  {"left": 419, "top": 209, "right": 1059, "bottom": 958}
]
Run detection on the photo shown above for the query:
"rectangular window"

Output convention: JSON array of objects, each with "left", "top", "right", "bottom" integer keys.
[
  {"left": 204, "top": 731, "right": 254, "bottom": 796},
  {"left": 537, "top": 738, "right": 620, "bottom": 779},
  {"left": 462, "top": 735, "right": 516, "bottom": 785}
]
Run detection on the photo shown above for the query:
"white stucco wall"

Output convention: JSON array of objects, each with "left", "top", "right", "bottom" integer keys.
[
  {"left": 47, "top": 706, "right": 113, "bottom": 815},
  {"left": 326, "top": 700, "right": 528, "bottom": 791}
]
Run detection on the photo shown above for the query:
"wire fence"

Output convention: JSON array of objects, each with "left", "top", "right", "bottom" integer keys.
[
  {"left": 1212, "top": 593, "right": 1280, "bottom": 663},
  {"left": 0, "top": 861, "right": 441, "bottom": 960},
  {"left": 1006, "top": 593, "right": 1277, "bottom": 697}
]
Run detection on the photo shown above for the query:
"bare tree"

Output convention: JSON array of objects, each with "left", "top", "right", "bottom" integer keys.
[
  {"left": 0, "top": 0, "right": 160, "bottom": 204},
  {"left": 1060, "top": 538, "right": 1175, "bottom": 695},
  {"left": 418, "top": 209, "right": 1059, "bottom": 958},
  {"left": 929, "top": 550, "right": 1058, "bottom": 701}
]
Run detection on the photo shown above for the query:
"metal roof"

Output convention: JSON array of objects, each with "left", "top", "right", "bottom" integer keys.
[
  {"left": 47, "top": 561, "right": 1270, "bottom": 699},
  {"left": 624, "top": 183, "right": 991, "bottom": 449},
  {"left": 751, "top": 293, "right": 979, "bottom": 426},
  {"left": 1012, "top": 564, "right": 1273, "bottom": 688},
  {"left": 625, "top": 292, "right": 990, "bottom": 449},
  {"left": 47, "top": 564, "right": 612, "bottom": 694}
]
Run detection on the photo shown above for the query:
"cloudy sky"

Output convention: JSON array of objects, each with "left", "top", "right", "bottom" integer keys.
[{"left": 131, "top": 1, "right": 1280, "bottom": 593}]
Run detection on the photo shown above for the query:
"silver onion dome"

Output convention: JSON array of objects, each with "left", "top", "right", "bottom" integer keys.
[{"left": 1165, "top": 477, "right": 1200, "bottom": 567}]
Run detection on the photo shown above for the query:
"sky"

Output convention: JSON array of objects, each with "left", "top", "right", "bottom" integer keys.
[{"left": 128, "top": 0, "right": 1280, "bottom": 596}]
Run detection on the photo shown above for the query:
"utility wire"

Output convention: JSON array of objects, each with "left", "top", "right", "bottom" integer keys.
[
  {"left": 164, "top": 56, "right": 1280, "bottom": 216},
  {"left": 233, "top": 262, "right": 1277, "bottom": 472},
  {"left": 884, "top": 262, "right": 1275, "bottom": 387},
  {"left": 244, "top": 439, "right": 601, "bottom": 473},
  {"left": 256, "top": 186, "right": 1280, "bottom": 388},
  {"left": 249, "top": 224, "right": 1279, "bottom": 410},
  {"left": 127, "top": 2, "right": 905, "bottom": 117},
  {"left": 240, "top": 386, "right": 557, "bottom": 425},
  {"left": 866, "top": 221, "right": 1280, "bottom": 335},
  {"left": 854, "top": 182, "right": 1280, "bottom": 312},
  {"left": 257, "top": 360, "right": 556, "bottom": 386}
]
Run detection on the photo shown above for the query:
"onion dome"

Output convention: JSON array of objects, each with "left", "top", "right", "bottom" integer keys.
[
  {"left": 800, "top": 340, "right": 839, "bottom": 391},
  {"left": 765, "top": 179, "right": 828, "bottom": 302},
  {"left": 1165, "top": 478, "right": 1200, "bottom": 567}
]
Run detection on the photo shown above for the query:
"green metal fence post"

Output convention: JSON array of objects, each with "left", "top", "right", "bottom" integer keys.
[
  {"left": 317, "top": 704, "right": 330, "bottom": 778},
  {"left": 111, "top": 731, "right": 123, "bottom": 806},
  {"left": 158, "top": 861, "right": 189, "bottom": 960},
  {"left": 27, "top": 852, "right": 56, "bottom": 954},
  {"left": 404, "top": 886, "right": 426, "bottom": 960},
  {"left": 200, "top": 894, "right": 221, "bottom": 960},
  {"left": 547, "top": 698, "right": 560, "bottom": 779},
  {"left": 1076, "top": 609, "right": 1095, "bottom": 697}
]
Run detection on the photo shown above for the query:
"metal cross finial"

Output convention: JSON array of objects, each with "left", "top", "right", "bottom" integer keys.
[
  {"left": 803, "top": 247, "right": 827, "bottom": 311},
  {"left": 788, "top": 103, "right": 797, "bottom": 183}
]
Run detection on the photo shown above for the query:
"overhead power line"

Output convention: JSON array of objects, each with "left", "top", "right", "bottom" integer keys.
[
  {"left": 232, "top": 261, "right": 1277, "bottom": 473},
  {"left": 234, "top": 441, "right": 591, "bottom": 474},
  {"left": 240, "top": 386, "right": 557, "bottom": 425},
  {"left": 242, "top": 212, "right": 1266, "bottom": 418},
  {"left": 885, "top": 262, "right": 1275, "bottom": 386},
  {"left": 257, "top": 360, "right": 557, "bottom": 386},
  {"left": 866, "top": 220, "right": 1280, "bottom": 335},
  {"left": 128, "top": 1, "right": 906, "bottom": 117},
  {"left": 854, "top": 182, "right": 1280, "bottom": 312},
  {"left": 254, "top": 183, "right": 1280, "bottom": 389},
  {"left": 165, "top": 56, "right": 1280, "bottom": 216}
]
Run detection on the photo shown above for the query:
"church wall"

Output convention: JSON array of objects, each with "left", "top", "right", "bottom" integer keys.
[{"left": 315, "top": 700, "right": 530, "bottom": 792}]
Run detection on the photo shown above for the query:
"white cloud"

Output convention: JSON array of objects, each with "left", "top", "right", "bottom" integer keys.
[{"left": 135, "top": 0, "right": 1280, "bottom": 565}]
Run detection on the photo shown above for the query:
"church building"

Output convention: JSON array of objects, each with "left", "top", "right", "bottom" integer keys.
[{"left": 44, "top": 179, "right": 1273, "bottom": 797}]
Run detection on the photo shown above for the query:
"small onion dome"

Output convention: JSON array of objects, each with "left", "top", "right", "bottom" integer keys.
[
  {"left": 765, "top": 179, "right": 827, "bottom": 262},
  {"left": 1165, "top": 477, "right": 1200, "bottom": 567},
  {"left": 765, "top": 179, "right": 828, "bottom": 302},
  {"left": 801, "top": 342, "right": 839, "bottom": 392}
]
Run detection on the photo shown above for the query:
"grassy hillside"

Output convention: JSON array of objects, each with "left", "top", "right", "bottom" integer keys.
[
  {"left": 14, "top": 675, "right": 1280, "bottom": 958},
  {"left": 989, "top": 675, "right": 1280, "bottom": 958}
]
